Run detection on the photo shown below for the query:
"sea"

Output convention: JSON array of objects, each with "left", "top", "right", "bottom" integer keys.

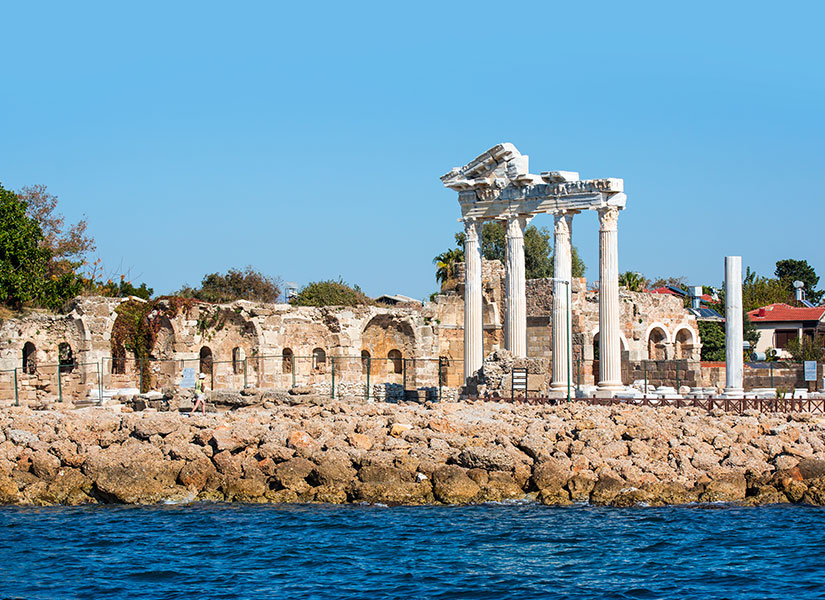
[{"left": 1, "top": 502, "right": 824, "bottom": 600}]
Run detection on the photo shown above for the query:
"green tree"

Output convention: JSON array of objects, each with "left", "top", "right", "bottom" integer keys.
[
  {"left": 775, "top": 259, "right": 823, "bottom": 304},
  {"left": 696, "top": 313, "right": 759, "bottom": 362},
  {"left": 0, "top": 183, "right": 51, "bottom": 308},
  {"left": 17, "top": 184, "right": 95, "bottom": 278},
  {"left": 525, "top": 225, "right": 553, "bottom": 279},
  {"left": 444, "top": 221, "right": 584, "bottom": 285},
  {"left": 785, "top": 335, "right": 825, "bottom": 362},
  {"left": 177, "top": 266, "right": 281, "bottom": 304},
  {"left": 291, "top": 279, "right": 371, "bottom": 307},
  {"left": 619, "top": 271, "right": 650, "bottom": 292},
  {"left": 740, "top": 266, "right": 792, "bottom": 312},
  {"left": 698, "top": 321, "right": 726, "bottom": 361}
]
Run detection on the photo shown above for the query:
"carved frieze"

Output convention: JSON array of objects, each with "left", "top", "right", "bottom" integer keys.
[{"left": 445, "top": 143, "right": 625, "bottom": 220}]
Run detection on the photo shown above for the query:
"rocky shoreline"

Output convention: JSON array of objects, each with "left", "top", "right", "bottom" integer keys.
[{"left": 2, "top": 398, "right": 825, "bottom": 507}]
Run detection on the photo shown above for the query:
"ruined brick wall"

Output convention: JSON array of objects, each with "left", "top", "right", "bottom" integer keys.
[{"left": 0, "top": 296, "right": 445, "bottom": 404}]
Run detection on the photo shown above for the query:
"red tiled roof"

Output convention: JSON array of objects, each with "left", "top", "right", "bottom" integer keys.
[
  {"left": 747, "top": 303, "right": 825, "bottom": 323},
  {"left": 646, "top": 287, "right": 680, "bottom": 296}
]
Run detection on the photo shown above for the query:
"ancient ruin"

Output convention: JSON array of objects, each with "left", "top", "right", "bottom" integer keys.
[
  {"left": 441, "top": 143, "right": 626, "bottom": 395},
  {"left": 4, "top": 146, "right": 814, "bottom": 407}
]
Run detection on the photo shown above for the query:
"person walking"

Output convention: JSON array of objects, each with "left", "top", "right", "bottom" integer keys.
[{"left": 192, "top": 373, "right": 207, "bottom": 414}]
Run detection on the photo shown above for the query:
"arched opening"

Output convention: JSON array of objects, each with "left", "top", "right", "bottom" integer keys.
[
  {"left": 112, "top": 345, "right": 126, "bottom": 375},
  {"left": 388, "top": 349, "right": 403, "bottom": 374},
  {"left": 592, "top": 333, "right": 599, "bottom": 361},
  {"left": 58, "top": 342, "right": 76, "bottom": 374},
  {"left": 648, "top": 328, "right": 667, "bottom": 360},
  {"left": 22, "top": 342, "right": 37, "bottom": 375},
  {"left": 199, "top": 346, "right": 213, "bottom": 376},
  {"left": 282, "top": 348, "right": 293, "bottom": 374},
  {"left": 232, "top": 347, "right": 245, "bottom": 375},
  {"left": 361, "top": 350, "right": 370, "bottom": 374},
  {"left": 312, "top": 348, "right": 326, "bottom": 373},
  {"left": 674, "top": 329, "right": 693, "bottom": 360}
]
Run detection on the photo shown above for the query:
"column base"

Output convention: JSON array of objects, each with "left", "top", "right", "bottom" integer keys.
[
  {"left": 547, "top": 387, "right": 572, "bottom": 399},
  {"left": 595, "top": 382, "right": 625, "bottom": 398},
  {"left": 721, "top": 388, "right": 744, "bottom": 398}
]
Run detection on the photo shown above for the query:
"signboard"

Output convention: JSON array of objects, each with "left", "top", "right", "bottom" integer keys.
[
  {"left": 180, "top": 367, "right": 196, "bottom": 389},
  {"left": 804, "top": 361, "right": 817, "bottom": 382},
  {"left": 511, "top": 368, "right": 528, "bottom": 396}
]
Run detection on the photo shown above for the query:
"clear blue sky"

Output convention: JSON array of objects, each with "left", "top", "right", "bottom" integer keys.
[{"left": 2, "top": 1, "right": 823, "bottom": 300}]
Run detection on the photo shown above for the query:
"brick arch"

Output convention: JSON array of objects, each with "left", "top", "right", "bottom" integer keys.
[{"left": 361, "top": 313, "right": 417, "bottom": 378}]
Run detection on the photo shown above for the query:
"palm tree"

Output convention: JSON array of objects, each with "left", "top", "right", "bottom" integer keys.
[
  {"left": 433, "top": 248, "right": 464, "bottom": 288},
  {"left": 619, "top": 271, "right": 648, "bottom": 292}
]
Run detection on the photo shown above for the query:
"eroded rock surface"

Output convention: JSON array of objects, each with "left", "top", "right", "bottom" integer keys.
[{"left": 2, "top": 402, "right": 825, "bottom": 507}]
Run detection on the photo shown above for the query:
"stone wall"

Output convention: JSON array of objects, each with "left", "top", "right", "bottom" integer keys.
[
  {"left": 0, "top": 261, "right": 707, "bottom": 403},
  {"left": 0, "top": 297, "right": 445, "bottom": 405}
]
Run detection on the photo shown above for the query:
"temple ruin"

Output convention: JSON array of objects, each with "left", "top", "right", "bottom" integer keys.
[
  {"left": 7, "top": 143, "right": 792, "bottom": 406},
  {"left": 441, "top": 143, "right": 627, "bottom": 395}
]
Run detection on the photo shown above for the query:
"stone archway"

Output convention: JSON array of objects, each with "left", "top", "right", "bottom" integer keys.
[
  {"left": 673, "top": 327, "right": 696, "bottom": 360},
  {"left": 647, "top": 327, "right": 668, "bottom": 360},
  {"left": 22, "top": 342, "right": 37, "bottom": 375},
  {"left": 199, "top": 346, "right": 213, "bottom": 375},
  {"left": 361, "top": 314, "right": 416, "bottom": 381}
]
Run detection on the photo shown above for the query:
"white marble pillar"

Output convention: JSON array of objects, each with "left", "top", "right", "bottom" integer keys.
[
  {"left": 504, "top": 215, "right": 530, "bottom": 358},
  {"left": 550, "top": 212, "right": 574, "bottom": 393},
  {"left": 597, "top": 206, "right": 624, "bottom": 393},
  {"left": 723, "top": 255, "right": 744, "bottom": 396},
  {"left": 463, "top": 218, "right": 483, "bottom": 381}
]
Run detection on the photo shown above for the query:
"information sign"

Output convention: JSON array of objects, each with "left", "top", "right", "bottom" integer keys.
[
  {"left": 804, "top": 361, "right": 817, "bottom": 382},
  {"left": 180, "top": 367, "right": 196, "bottom": 389}
]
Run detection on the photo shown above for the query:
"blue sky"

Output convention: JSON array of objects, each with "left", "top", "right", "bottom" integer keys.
[{"left": 2, "top": 1, "right": 823, "bottom": 300}]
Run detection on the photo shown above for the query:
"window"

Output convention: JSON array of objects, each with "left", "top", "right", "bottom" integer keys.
[
  {"left": 775, "top": 329, "right": 798, "bottom": 349},
  {"left": 199, "top": 347, "right": 213, "bottom": 375},
  {"left": 312, "top": 348, "right": 326, "bottom": 372},
  {"left": 232, "top": 347, "right": 245, "bottom": 375},
  {"left": 361, "top": 350, "right": 370, "bottom": 374},
  {"left": 282, "top": 348, "right": 293, "bottom": 374},
  {"left": 22, "top": 342, "right": 36, "bottom": 375},
  {"left": 388, "top": 349, "right": 403, "bottom": 374},
  {"left": 112, "top": 346, "right": 126, "bottom": 374},
  {"left": 58, "top": 342, "right": 75, "bottom": 374}
]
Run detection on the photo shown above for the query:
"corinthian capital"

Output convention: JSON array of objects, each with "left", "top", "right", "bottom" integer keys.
[
  {"left": 598, "top": 206, "right": 620, "bottom": 231},
  {"left": 554, "top": 212, "right": 574, "bottom": 238},
  {"left": 463, "top": 218, "right": 480, "bottom": 243},
  {"left": 505, "top": 215, "right": 531, "bottom": 240}
]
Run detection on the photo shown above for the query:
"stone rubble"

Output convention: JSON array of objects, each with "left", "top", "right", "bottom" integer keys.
[{"left": 2, "top": 400, "right": 825, "bottom": 507}]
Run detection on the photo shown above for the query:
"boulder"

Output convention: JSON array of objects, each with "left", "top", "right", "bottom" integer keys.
[
  {"left": 432, "top": 465, "right": 480, "bottom": 504},
  {"left": 83, "top": 441, "right": 184, "bottom": 503},
  {"left": 797, "top": 458, "right": 825, "bottom": 480},
  {"left": 273, "top": 457, "right": 315, "bottom": 492},
  {"left": 700, "top": 472, "right": 747, "bottom": 502},
  {"left": 590, "top": 476, "right": 626, "bottom": 505},
  {"left": 455, "top": 446, "right": 517, "bottom": 472}
]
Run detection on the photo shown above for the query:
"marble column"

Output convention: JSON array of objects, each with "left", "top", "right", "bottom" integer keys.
[
  {"left": 597, "top": 206, "right": 624, "bottom": 392},
  {"left": 463, "top": 218, "right": 483, "bottom": 381},
  {"left": 504, "top": 215, "right": 530, "bottom": 358},
  {"left": 723, "top": 256, "right": 744, "bottom": 396},
  {"left": 550, "top": 212, "right": 574, "bottom": 393}
]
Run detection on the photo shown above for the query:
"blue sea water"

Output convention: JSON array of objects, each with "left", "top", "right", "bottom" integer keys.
[{"left": 1, "top": 503, "right": 824, "bottom": 600}]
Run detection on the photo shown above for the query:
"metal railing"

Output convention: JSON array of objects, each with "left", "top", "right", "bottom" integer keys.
[{"left": 0, "top": 354, "right": 465, "bottom": 405}]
